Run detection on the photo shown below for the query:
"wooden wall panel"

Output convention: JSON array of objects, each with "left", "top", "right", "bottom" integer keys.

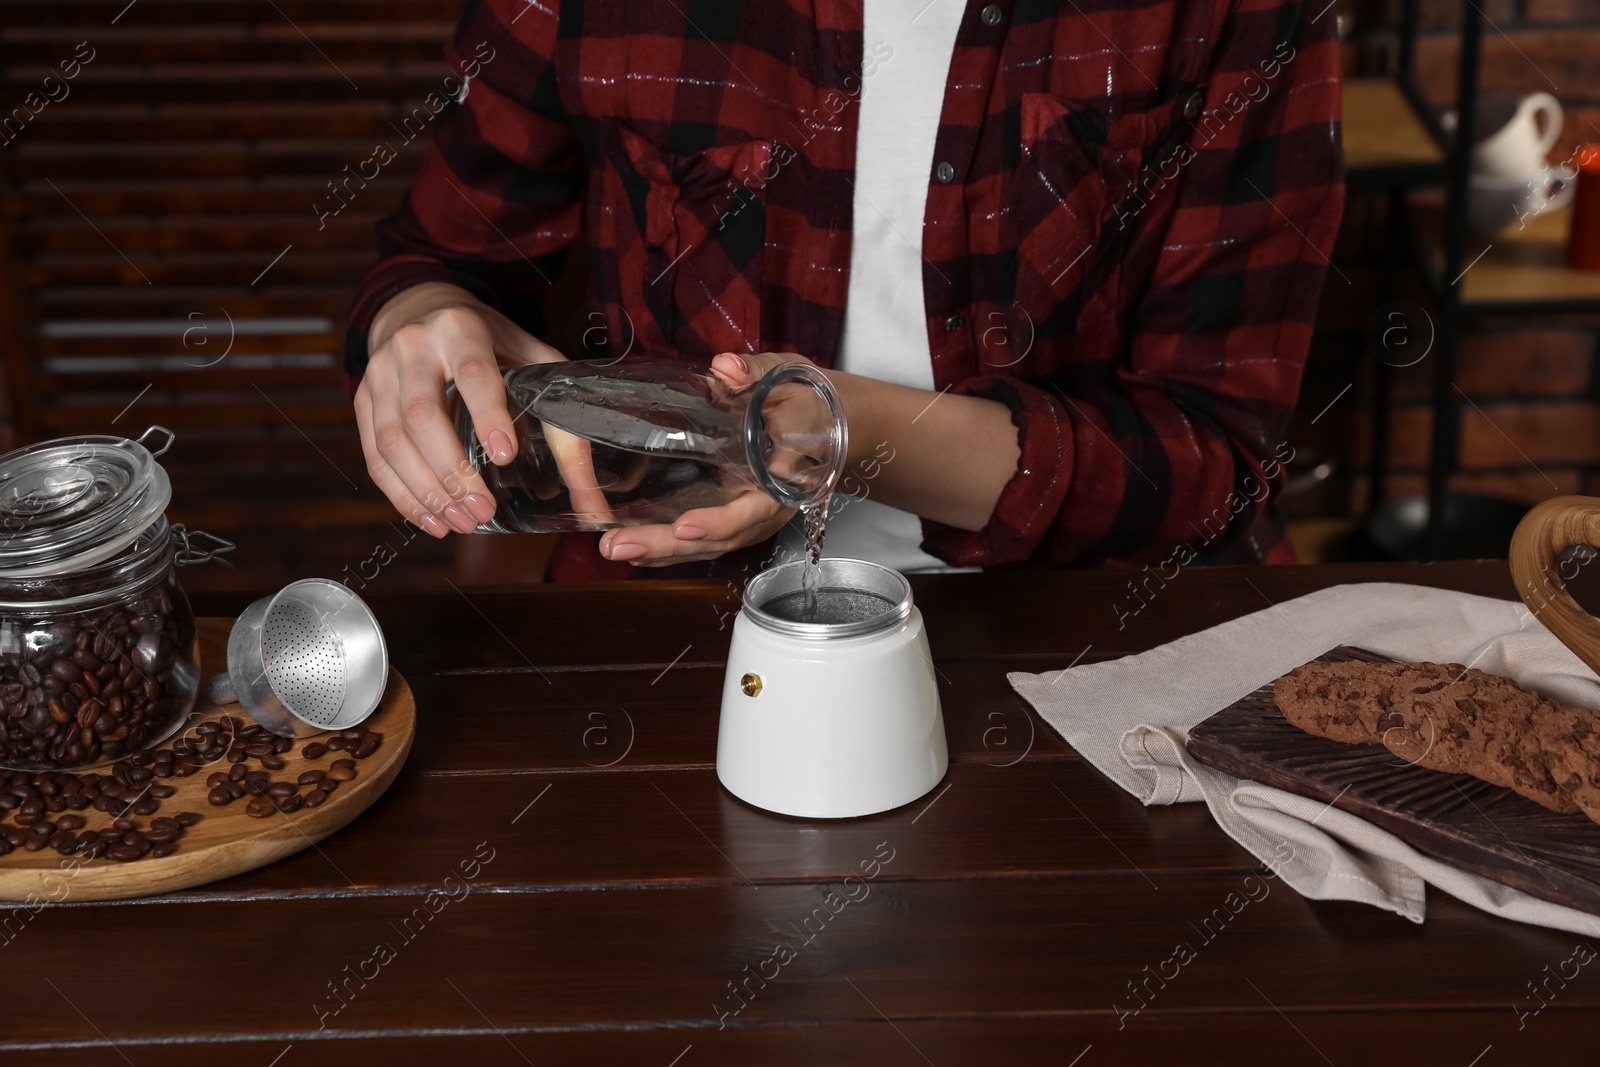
[{"left": 0, "top": 0, "right": 473, "bottom": 592}]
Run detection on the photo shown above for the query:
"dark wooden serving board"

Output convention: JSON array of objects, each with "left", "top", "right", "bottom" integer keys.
[{"left": 1187, "top": 645, "right": 1600, "bottom": 915}]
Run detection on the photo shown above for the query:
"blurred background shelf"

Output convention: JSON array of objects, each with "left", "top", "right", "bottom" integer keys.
[{"left": 1342, "top": 75, "right": 1450, "bottom": 189}]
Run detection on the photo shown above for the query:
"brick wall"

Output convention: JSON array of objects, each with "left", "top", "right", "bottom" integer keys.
[{"left": 1291, "top": 0, "right": 1600, "bottom": 522}]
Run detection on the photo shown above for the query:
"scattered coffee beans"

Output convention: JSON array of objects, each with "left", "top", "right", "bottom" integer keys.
[{"left": 0, "top": 716, "right": 382, "bottom": 867}]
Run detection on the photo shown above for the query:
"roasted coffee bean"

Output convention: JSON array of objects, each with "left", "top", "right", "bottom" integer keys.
[
  {"left": 228, "top": 764, "right": 246, "bottom": 782},
  {"left": 304, "top": 788, "right": 328, "bottom": 808},
  {"left": 245, "top": 743, "right": 273, "bottom": 758},
  {"left": 341, "top": 727, "right": 365, "bottom": 742},
  {"left": 150, "top": 844, "right": 177, "bottom": 858},
  {"left": 259, "top": 754, "right": 285, "bottom": 771},
  {"left": 266, "top": 782, "right": 297, "bottom": 798},
  {"left": 325, "top": 764, "right": 356, "bottom": 782},
  {"left": 144, "top": 827, "right": 178, "bottom": 844},
  {"left": 207, "top": 787, "right": 232, "bottom": 806},
  {"left": 225, "top": 782, "right": 244, "bottom": 799},
  {"left": 23, "top": 831, "right": 50, "bottom": 851},
  {"left": 301, "top": 742, "right": 326, "bottom": 760},
  {"left": 245, "top": 797, "right": 275, "bottom": 818},
  {"left": 206, "top": 772, "right": 229, "bottom": 789},
  {"left": 298, "top": 770, "right": 325, "bottom": 786},
  {"left": 112, "top": 818, "right": 136, "bottom": 831},
  {"left": 107, "top": 844, "right": 142, "bottom": 861},
  {"left": 325, "top": 737, "right": 345, "bottom": 752},
  {"left": 174, "top": 811, "right": 201, "bottom": 827},
  {"left": 245, "top": 770, "right": 270, "bottom": 786},
  {"left": 132, "top": 797, "right": 159, "bottom": 817},
  {"left": 55, "top": 814, "right": 84, "bottom": 831},
  {"left": 147, "top": 784, "right": 175, "bottom": 799},
  {"left": 0, "top": 601, "right": 195, "bottom": 771},
  {"left": 279, "top": 793, "right": 303, "bottom": 813},
  {"left": 353, "top": 739, "right": 380, "bottom": 760}
]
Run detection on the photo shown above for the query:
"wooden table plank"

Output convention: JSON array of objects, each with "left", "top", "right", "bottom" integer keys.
[
  {"left": 118, "top": 760, "right": 1257, "bottom": 898},
  {"left": 60, "top": 558, "right": 1598, "bottom": 1059},
  {"left": 8, "top": 1012, "right": 1585, "bottom": 1066},
  {"left": 188, "top": 560, "right": 1523, "bottom": 674},
  {"left": 401, "top": 658, "right": 1072, "bottom": 774},
  {"left": 2, "top": 877, "right": 1588, "bottom": 1048}
]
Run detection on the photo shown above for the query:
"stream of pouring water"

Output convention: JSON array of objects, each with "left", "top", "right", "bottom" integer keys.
[{"left": 799, "top": 496, "right": 830, "bottom": 623}]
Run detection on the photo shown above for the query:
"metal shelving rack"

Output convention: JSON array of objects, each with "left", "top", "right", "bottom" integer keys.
[{"left": 1347, "top": 1, "right": 1600, "bottom": 559}]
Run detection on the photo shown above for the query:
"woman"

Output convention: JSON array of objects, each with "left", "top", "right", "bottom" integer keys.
[{"left": 345, "top": 0, "right": 1343, "bottom": 580}]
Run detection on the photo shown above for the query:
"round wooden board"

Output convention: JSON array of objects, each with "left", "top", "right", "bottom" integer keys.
[{"left": 0, "top": 617, "right": 414, "bottom": 902}]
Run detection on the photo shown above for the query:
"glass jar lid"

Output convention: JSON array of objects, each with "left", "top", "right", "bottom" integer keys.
[{"left": 0, "top": 427, "right": 174, "bottom": 579}]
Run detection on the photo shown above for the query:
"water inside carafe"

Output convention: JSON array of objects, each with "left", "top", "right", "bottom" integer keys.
[{"left": 472, "top": 371, "right": 749, "bottom": 532}]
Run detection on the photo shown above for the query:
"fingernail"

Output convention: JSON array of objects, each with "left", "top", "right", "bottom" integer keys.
[
  {"left": 673, "top": 525, "right": 707, "bottom": 541},
  {"left": 608, "top": 542, "right": 647, "bottom": 561},
  {"left": 443, "top": 504, "right": 477, "bottom": 533},
  {"left": 722, "top": 353, "right": 749, "bottom": 375},
  {"left": 418, "top": 513, "right": 449, "bottom": 538},
  {"left": 464, "top": 493, "right": 496, "bottom": 522},
  {"left": 487, "top": 429, "right": 515, "bottom": 464}
]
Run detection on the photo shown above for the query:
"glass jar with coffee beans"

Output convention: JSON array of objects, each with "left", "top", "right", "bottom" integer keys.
[{"left": 0, "top": 428, "right": 229, "bottom": 771}]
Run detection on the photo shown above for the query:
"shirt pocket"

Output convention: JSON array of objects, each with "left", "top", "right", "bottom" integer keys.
[
  {"left": 608, "top": 124, "right": 778, "bottom": 359},
  {"left": 1007, "top": 92, "right": 1199, "bottom": 342}
]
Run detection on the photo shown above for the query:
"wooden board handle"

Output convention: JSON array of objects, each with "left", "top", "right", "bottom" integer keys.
[{"left": 1510, "top": 496, "right": 1600, "bottom": 676}]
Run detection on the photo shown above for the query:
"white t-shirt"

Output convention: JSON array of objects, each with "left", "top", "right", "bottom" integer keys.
[{"left": 778, "top": 0, "right": 976, "bottom": 574}]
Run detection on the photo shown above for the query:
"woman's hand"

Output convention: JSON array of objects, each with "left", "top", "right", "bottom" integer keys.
[
  {"left": 354, "top": 283, "right": 566, "bottom": 537},
  {"left": 598, "top": 352, "right": 801, "bottom": 566}
]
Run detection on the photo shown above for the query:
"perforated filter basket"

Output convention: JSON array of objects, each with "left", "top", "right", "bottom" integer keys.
[{"left": 206, "top": 578, "right": 389, "bottom": 738}]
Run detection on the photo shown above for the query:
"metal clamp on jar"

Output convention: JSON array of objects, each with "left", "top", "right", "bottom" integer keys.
[{"left": 0, "top": 427, "right": 232, "bottom": 771}]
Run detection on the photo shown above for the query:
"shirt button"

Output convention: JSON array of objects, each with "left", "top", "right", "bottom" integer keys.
[
  {"left": 944, "top": 315, "right": 963, "bottom": 332},
  {"left": 1184, "top": 91, "right": 1205, "bottom": 120},
  {"left": 936, "top": 161, "right": 956, "bottom": 183},
  {"left": 981, "top": 4, "right": 1004, "bottom": 25}
]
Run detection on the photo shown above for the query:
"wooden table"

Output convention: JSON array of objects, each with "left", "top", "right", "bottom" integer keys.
[{"left": 8, "top": 562, "right": 1596, "bottom": 1065}]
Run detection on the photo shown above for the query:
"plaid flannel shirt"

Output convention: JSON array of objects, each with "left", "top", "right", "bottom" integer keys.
[{"left": 345, "top": 0, "right": 1344, "bottom": 580}]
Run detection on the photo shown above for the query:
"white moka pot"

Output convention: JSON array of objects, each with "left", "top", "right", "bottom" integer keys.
[{"left": 716, "top": 558, "right": 947, "bottom": 819}]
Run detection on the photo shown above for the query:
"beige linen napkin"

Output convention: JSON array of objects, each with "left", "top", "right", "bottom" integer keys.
[{"left": 1010, "top": 582, "right": 1600, "bottom": 933}]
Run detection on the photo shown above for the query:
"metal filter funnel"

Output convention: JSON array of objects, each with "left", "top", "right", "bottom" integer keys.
[{"left": 206, "top": 578, "right": 389, "bottom": 738}]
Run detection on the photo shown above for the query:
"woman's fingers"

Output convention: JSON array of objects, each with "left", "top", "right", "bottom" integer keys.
[
  {"left": 395, "top": 338, "right": 504, "bottom": 523},
  {"left": 355, "top": 298, "right": 567, "bottom": 535},
  {"left": 599, "top": 490, "right": 791, "bottom": 565},
  {"left": 354, "top": 386, "right": 450, "bottom": 538},
  {"left": 544, "top": 424, "right": 616, "bottom": 526},
  {"left": 448, "top": 338, "right": 518, "bottom": 467},
  {"left": 673, "top": 492, "right": 783, "bottom": 542}
]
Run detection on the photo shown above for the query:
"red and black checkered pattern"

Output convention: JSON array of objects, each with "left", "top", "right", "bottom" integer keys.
[{"left": 345, "top": 0, "right": 1344, "bottom": 578}]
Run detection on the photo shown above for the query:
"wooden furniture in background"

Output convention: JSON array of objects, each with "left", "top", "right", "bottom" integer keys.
[{"left": 0, "top": 0, "right": 476, "bottom": 591}]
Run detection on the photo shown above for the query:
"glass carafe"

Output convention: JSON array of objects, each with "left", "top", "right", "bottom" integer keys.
[{"left": 449, "top": 359, "right": 846, "bottom": 533}]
